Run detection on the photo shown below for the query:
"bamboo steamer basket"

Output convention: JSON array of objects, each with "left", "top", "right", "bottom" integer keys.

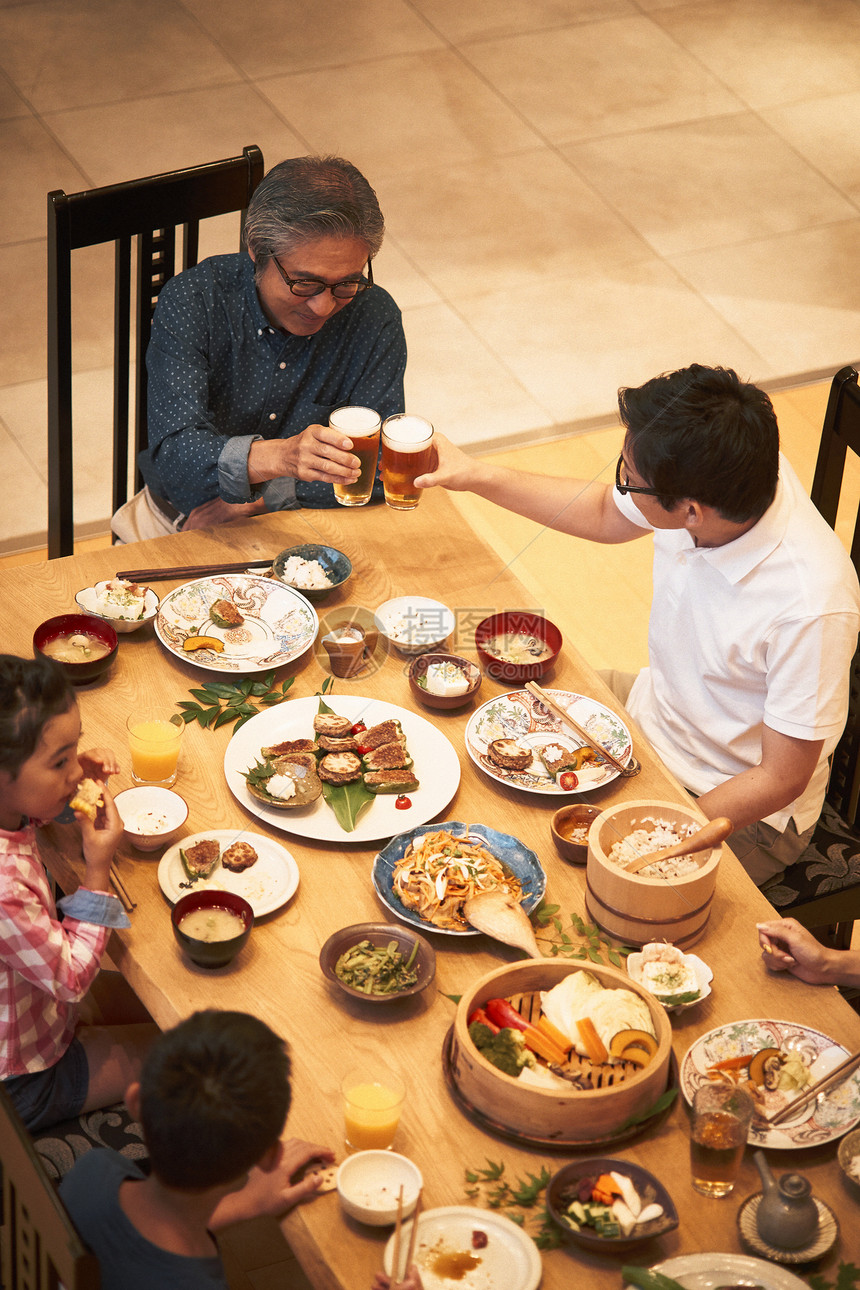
[
  {"left": 585, "top": 800, "right": 721, "bottom": 950},
  {"left": 451, "top": 959, "right": 671, "bottom": 1144}
]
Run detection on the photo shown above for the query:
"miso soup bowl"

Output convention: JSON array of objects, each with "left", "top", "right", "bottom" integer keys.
[
  {"left": 171, "top": 889, "right": 253, "bottom": 968},
  {"left": 474, "top": 611, "right": 561, "bottom": 683},
  {"left": 33, "top": 613, "right": 118, "bottom": 685}
]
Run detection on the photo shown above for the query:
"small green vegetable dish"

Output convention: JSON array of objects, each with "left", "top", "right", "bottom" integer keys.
[
  {"left": 545, "top": 1158, "right": 678, "bottom": 1251},
  {"left": 319, "top": 922, "right": 436, "bottom": 1003}
]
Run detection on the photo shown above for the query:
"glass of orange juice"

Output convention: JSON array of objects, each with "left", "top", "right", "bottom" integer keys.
[
  {"left": 127, "top": 708, "right": 183, "bottom": 787},
  {"left": 342, "top": 1066, "right": 405, "bottom": 1153}
]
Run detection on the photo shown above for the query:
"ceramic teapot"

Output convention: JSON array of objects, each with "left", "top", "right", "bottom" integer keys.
[{"left": 753, "top": 1150, "right": 819, "bottom": 1249}]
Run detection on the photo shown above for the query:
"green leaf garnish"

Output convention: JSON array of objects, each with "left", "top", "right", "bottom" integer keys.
[{"left": 177, "top": 672, "right": 294, "bottom": 734}]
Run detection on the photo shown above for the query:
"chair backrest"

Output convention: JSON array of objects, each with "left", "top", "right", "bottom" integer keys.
[
  {"left": 46, "top": 144, "right": 265, "bottom": 558},
  {"left": 0, "top": 1084, "right": 100, "bottom": 1289},
  {"left": 811, "top": 366, "right": 860, "bottom": 827}
]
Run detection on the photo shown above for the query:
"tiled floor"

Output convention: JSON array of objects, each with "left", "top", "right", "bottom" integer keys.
[{"left": 2, "top": 0, "right": 860, "bottom": 552}]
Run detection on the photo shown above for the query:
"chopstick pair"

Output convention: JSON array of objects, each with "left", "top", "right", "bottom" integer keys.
[
  {"left": 390, "top": 1185, "right": 422, "bottom": 1290},
  {"left": 109, "top": 866, "right": 136, "bottom": 912},
  {"left": 524, "top": 681, "right": 639, "bottom": 778},
  {"left": 769, "top": 1048, "right": 860, "bottom": 1125},
  {"left": 115, "top": 558, "right": 274, "bottom": 582}
]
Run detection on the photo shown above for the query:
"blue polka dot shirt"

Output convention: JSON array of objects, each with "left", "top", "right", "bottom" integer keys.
[{"left": 139, "top": 253, "right": 406, "bottom": 513}]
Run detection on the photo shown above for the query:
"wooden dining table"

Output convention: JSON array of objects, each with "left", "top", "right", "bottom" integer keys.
[{"left": 8, "top": 491, "right": 860, "bottom": 1287}]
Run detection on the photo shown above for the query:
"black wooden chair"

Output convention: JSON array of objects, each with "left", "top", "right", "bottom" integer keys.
[
  {"left": 0, "top": 1083, "right": 100, "bottom": 1289},
  {"left": 47, "top": 144, "right": 265, "bottom": 558},
  {"left": 763, "top": 366, "right": 860, "bottom": 954}
]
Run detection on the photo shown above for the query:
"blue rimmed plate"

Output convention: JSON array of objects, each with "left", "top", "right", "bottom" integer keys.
[{"left": 372, "top": 820, "right": 545, "bottom": 937}]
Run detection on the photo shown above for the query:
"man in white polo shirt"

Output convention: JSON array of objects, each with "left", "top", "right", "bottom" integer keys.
[{"left": 417, "top": 364, "right": 860, "bottom": 886}]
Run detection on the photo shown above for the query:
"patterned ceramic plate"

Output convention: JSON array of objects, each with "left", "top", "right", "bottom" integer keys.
[
  {"left": 155, "top": 574, "right": 318, "bottom": 674},
  {"left": 372, "top": 821, "right": 545, "bottom": 937},
  {"left": 465, "top": 688, "right": 633, "bottom": 794},
  {"left": 680, "top": 1019, "right": 860, "bottom": 1148}
]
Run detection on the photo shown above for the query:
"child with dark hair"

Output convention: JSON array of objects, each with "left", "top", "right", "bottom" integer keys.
[
  {"left": 0, "top": 653, "right": 157, "bottom": 1131},
  {"left": 61, "top": 1010, "right": 335, "bottom": 1290}
]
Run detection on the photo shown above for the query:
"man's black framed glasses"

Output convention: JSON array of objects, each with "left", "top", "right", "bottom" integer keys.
[
  {"left": 272, "top": 257, "right": 374, "bottom": 299},
  {"left": 615, "top": 453, "right": 674, "bottom": 498}
]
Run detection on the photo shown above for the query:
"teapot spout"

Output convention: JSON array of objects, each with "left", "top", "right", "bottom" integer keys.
[{"left": 753, "top": 1149, "right": 775, "bottom": 1193}]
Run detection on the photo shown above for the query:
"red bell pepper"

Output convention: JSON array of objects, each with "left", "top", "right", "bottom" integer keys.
[{"left": 468, "top": 1008, "right": 500, "bottom": 1033}]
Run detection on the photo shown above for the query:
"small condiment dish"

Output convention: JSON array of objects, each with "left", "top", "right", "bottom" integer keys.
[
  {"left": 319, "top": 922, "right": 436, "bottom": 1003},
  {"left": 171, "top": 889, "right": 253, "bottom": 969},
  {"left": 273, "top": 544, "right": 351, "bottom": 602},
  {"left": 474, "top": 610, "right": 562, "bottom": 683},
  {"left": 374, "top": 596, "right": 455, "bottom": 655},
  {"left": 838, "top": 1126, "right": 860, "bottom": 1192},
  {"left": 336, "top": 1150, "right": 423, "bottom": 1226},
  {"left": 115, "top": 786, "right": 188, "bottom": 852},
  {"left": 33, "top": 613, "right": 118, "bottom": 685},
  {"left": 551, "top": 803, "right": 602, "bottom": 864},
  {"left": 75, "top": 580, "right": 159, "bottom": 632},
  {"left": 626, "top": 944, "right": 713, "bottom": 1012},
  {"left": 408, "top": 652, "right": 482, "bottom": 710}
]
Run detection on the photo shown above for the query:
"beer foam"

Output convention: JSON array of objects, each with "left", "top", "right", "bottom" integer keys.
[
  {"left": 330, "top": 405, "right": 380, "bottom": 432},
  {"left": 383, "top": 415, "right": 434, "bottom": 450}
]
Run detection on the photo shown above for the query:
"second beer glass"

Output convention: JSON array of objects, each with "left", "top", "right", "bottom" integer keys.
[
  {"left": 381, "top": 414, "right": 435, "bottom": 511},
  {"left": 330, "top": 405, "right": 381, "bottom": 507}
]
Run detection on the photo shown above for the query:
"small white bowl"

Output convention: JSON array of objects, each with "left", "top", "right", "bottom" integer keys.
[
  {"left": 626, "top": 943, "right": 713, "bottom": 1012},
  {"left": 374, "top": 596, "right": 455, "bottom": 655},
  {"left": 114, "top": 787, "right": 188, "bottom": 852},
  {"left": 75, "top": 581, "right": 159, "bottom": 633},
  {"left": 336, "top": 1151, "right": 423, "bottom": 1226}
]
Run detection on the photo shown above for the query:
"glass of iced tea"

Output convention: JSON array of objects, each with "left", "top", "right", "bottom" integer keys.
[
  {"left": 330, "top": 406, "right": 381, "bottom": 506},
  {"left": 380, "top": 414, "right": 435, "bottom": 511},
  {"left": 689, "top": 1082, "right": 754, "bottom": 1197}
]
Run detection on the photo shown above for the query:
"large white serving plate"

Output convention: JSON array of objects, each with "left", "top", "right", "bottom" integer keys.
[
  {"left": 224, "top": 696, "right": 461, "bottom": 843},
  {"left": 465, "top": 688, "right": 633, "bottom": 794},
  {"left": 155, "top": 574, "right": 317, "bottom": 674},
  {"left": 634, "top": 1253, "right": 810, "bottom": 1290}
]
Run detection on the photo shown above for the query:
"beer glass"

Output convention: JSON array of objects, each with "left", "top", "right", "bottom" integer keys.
[
  {"left": 330, "top": 406, "right": 381, "bottom": 507},
  {"left": 381, "top": 414, "right": 435, "bottom": 511},
  {"left": 689, "top": 1083, "right": 754, "bottom": 1197}
]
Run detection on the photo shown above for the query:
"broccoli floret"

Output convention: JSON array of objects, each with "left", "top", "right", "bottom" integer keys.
[{"left": 468, "top": 1023, "right": 536, "bottom": 1077}]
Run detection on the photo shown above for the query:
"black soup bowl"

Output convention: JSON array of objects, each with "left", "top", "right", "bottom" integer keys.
[
  {"left": 171, "top": 889, "right": 253, "bottom": 968},
  {"left": 33, "top": 613, "right": 118, "bottom": 685}
]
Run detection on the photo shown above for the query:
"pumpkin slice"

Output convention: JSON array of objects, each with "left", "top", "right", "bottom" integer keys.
[
  {"left": 748, "top": 1046, "right": 783, "bottom": 1088},
  {"left": 609, "top": 1028, "right": 658, "bottom": 1060},
  {"left": 182, "top": 635, "right": 225, "bottom": 653},
  {"left": 619, "top": 1045, "right": 653, "bottom": 1068}
]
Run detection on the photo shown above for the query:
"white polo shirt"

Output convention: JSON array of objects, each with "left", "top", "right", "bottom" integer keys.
[{"left": 614, "top": 455, "right": 860, "bottom": 832}]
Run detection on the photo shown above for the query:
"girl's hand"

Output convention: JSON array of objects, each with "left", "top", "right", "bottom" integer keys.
[
  {"left": 79, "top": 747, "right": 120, "bottom": 780},
  {"left": 372, "top": 1268, "right": 423, "bottom": 1290},
  {"left": 79, "top": 785, "right": 123, "bottom": 885}
]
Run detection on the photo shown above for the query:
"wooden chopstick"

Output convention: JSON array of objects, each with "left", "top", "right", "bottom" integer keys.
[
  {"left": 391, "top": 1185, "right": 405, "bottom": 1290},
  {"left": 115, "top": 559, "right": 274, "bottom": 582},
  {"left": 770, "top": 1049, "right": 860, "bottom": 1125},
  {"left": 109, "top": 866, "right": 136, "bottom": 912},
  {"left": 525, "top": 680, "right": 630, "bottom": 775},
  {"left": 403, "top": 1190, "right": 422, "bottom": 1278}
]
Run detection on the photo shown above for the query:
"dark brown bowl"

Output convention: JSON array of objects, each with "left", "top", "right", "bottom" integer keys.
[
  {"left": 474, "top": 611, "right": 562, "bottom": 683},
  {"left": 33, "top": 613, "right": 118, "bottom": 684},
  {"left": 319, "top": 922, "right": 436, "bottom": 1002},
  {"left": 546, "top": 1157, "right": 678, "bottom": 1251},
  {"left": 551, "top": 804, "right": 602, "bottom": 864},
  {"left": 408, "top": 653, "right": 482, "bottom": 710},
  {"left": 171, "top": 889, "right": 253, "bottom": 968}
]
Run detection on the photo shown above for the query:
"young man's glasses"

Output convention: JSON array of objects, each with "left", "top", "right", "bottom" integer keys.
[
  {"left": 272, "top": 257, "right": 374, "bottom": 299},
  {"left": 615, "top": 453, "right": 676, "bottom": 499}
]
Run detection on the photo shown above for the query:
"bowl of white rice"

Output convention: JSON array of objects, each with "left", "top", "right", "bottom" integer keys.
[{"left": 272, "top": 544, "right": 352, "bottom": 602}]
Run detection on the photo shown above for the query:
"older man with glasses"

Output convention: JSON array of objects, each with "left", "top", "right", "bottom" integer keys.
[
  {"left": 112, "top": 155, "right": 406, "bottom": 540},
  {"left": 417, "top": 363, "right": 860, "bottom": 888}
]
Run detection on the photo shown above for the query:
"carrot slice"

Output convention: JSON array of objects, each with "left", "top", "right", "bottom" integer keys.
[
  {"left": 591, "top": 1173, "right": 623, "bottom": 1205},
  {"left": 708, "top": 1054, "right": 753, "bottom": 1072},
  {"left": 522, "top": 1025, "right": 567, "bottom": 1067},
  {"left": 576, "top": 1016, "right": 608, "bottom": 1065},
  {"left": 537, "top": 1015, "right": 572, "bottom": 1055}
]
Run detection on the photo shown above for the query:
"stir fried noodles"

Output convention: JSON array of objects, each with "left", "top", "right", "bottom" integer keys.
[{"left": 392, "top": 829, "right": 523, "bottom": 930}]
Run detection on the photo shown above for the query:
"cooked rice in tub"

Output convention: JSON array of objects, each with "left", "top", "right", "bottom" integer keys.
[{"left": 607, "top": 818, "right": 698, "bottom": 877}]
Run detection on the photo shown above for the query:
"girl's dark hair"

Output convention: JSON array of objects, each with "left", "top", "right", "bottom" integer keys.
[
  {"left": 0, "top": 655, "right": 75, "bottom": 779},
  {"left": 139, "top": 1010, "right": 291, "bottom": 1190},
  {"left": 618, "top": 364, "right": 780, "bottom": 523}
]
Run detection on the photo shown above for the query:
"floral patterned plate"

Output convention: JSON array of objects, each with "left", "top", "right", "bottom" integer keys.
[
  {"left": 155, "top": 574, "right": 318, "bottom": 674},
  {"left": 680, "top": 1019, "right": 860, "bottom": 1149},
  {"left": 464, "top": 688, "right": 633, "bottom": 795}
]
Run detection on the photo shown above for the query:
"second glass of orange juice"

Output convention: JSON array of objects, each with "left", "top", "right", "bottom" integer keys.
[
  {"left": 342, "top": 1067, "right": 405, "bottom": 1152},
  {"left": 127, "top": 709, "right": 183, "bottom": 787}
]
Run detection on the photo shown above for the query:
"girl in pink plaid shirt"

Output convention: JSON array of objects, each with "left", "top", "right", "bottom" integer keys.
[{"left": 0, "top": 654, "right": 157, "bottom": 1131}]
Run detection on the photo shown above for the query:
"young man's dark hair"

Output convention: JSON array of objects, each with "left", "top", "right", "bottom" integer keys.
[
  {"left": 618, "top": 363, "right": 780, "bottom": 523},
  {"left": 139, "top": 1010, "right": 291, "bottom": 1190}
]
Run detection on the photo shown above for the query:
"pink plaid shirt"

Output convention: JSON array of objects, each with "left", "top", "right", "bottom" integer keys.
[{"left": 0, "top": 821, "right": 108, "bottom": 1077}]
